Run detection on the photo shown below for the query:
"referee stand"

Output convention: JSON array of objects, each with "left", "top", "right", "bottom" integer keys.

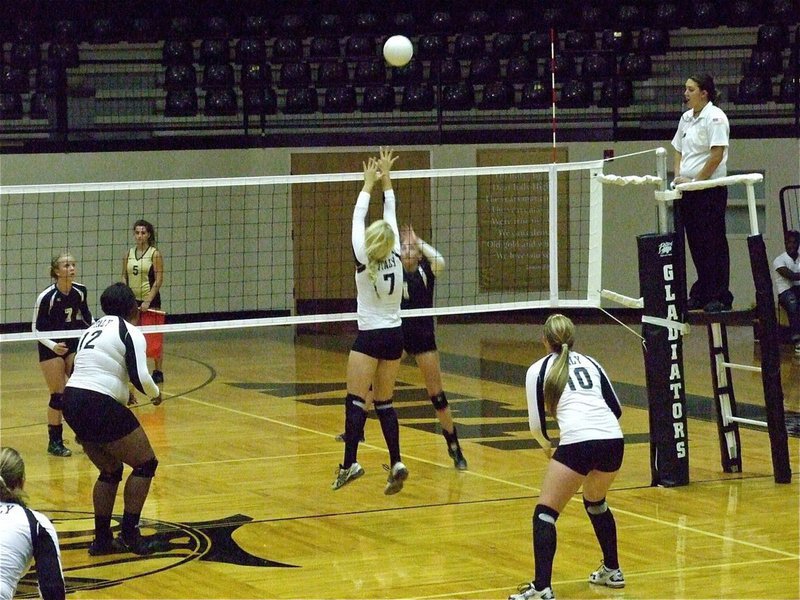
[{"left": 667, "top": 174, "right": 791, "bottom": 484}]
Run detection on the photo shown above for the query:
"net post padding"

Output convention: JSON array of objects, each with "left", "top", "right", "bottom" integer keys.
[
  {"left": 637, "top": 233, "right": 690, "bottom": 487},
  {"left": 748, "top": 235, "right": 792, "bottom": 484}
]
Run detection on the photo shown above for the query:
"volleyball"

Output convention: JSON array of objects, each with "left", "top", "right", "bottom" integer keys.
[{"left": 383, "top": 35, "right": 413, "bottom": 67}]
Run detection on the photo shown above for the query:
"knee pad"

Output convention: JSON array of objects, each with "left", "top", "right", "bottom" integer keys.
[
  {"left": 131, "top": 457, "right": 159, "bottom": 479},
  {"left": 373, "top": 399, "right": 393, "bottom": 411},
  {"left": 534, "top": 504, "right": 559, "bottom": 524},
  {"left": 430, "top": 392, "right": 448, "bottom": 411},
  {"left": 98, "top": 465, "right": 124, "bottom": 484},
  {"left": 583, "top": 497, "right": 608, "bottom": 515},
  {"left": 48, "top": 393, "right": 64, "bottom": 411}
]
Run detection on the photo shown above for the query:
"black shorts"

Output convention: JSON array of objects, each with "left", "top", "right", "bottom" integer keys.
[
  {"left": 402, "top": 318, "right": 437, "bottom": 356},
  {"left": 38, "top": 338, "right": 78, "bottom": 362},
  {"left": 552, "top": 438, "right": 625, "bottom": 476},
  {"left": 62, "top": 387, "right": 141, "bottom": 444},
  {"left": 352, "top": 326, "right": 403, "bottom": 360}
]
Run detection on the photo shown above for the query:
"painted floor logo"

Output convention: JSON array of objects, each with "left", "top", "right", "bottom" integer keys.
[{"left": 16, "top": 511, "right": 296, "bottom": 597}]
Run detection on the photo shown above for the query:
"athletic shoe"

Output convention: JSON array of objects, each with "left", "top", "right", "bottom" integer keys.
[
  {"left": 117, "top": 531, "right": 169, "bottom": 556},
  {"left": 152, "top": 370, "right": 164, "bottom": 384},
  {"left": 331, "top": 462, "right": 365, "bottom": 490},
  {"left": 704, "top": 300, "right": 732, "bottom": 313},
  {"left": 383, "top": 461, "right": 408, "bottom": 495},
  {"left": 686, "top": 297, "right": 704, "bottom": 311},
  {"left": 47, "top": 441, "right": 72, "bottom": 457},
  {"left": 88, "top": 536, "right": 125, "bottom": 556},
  {"left": 448, "top": 445, "right": 468, "bottom": 470},
  {"left": 794, "top": 343, "right": 800, "bottom": 355},
  {"left": 334, "top": 431, "right": 365, "bottom": 442},
  {"left": 589, "top": 563, "right": 625, "bottom": 588},
  {"left": 508, "top": 582, "right": 555, "bottom": 600}
]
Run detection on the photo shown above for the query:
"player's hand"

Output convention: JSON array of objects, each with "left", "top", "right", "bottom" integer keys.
[
  {"left": 362, "top": 156, "right": 379, "bottom": 191},
  {"left": 377, "top": 147, "right": 398, "bottom": 177},
  {"left": 671, "top": 175, "right": 692, "bottom": 187},
  {"left": 53, "top": 343, "right": 69, "bottom": 356},
  {"left": 151, "top": 395, "right": 163, "bottom": 406},
  {"left": 127, "top": 392, "right": 138, "bottom": 406},
  {"left": 541, "top": 442, "right": 553, "bottom": 460}
]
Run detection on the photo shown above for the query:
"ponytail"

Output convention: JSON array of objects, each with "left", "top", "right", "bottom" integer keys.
[
  {"left": 364, "top": 219, "right": 395, "bottom": 284},
  {"left": 540, "top": 314, "right": 576, "bottom": 417},
  {"left": 0, "top": 447, "right": 27, "bottom": 506}
]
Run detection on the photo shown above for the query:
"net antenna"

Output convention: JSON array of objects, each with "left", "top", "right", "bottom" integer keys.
[{"left": 1, "top": 151, "right": 661, "bottom": 344}]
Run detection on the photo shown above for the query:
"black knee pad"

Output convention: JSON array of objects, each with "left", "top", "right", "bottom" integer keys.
[
  {"left": 48, "top": 393, "right": 64, "bottom": 410},
  {"left": 430, "top": 392, "right": 448, "bottom": 411},
  {"left": 131, "top": 457, "right": 159, "bottom": 478},
  {"left": 98, "top": 465, "right": 124, "bottom": 484},
  {"left": 583, "top": 497, "right": 608, "bottom": 515}
]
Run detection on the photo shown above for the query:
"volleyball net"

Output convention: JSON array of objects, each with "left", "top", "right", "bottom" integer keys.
[{"left": 0, "top": 148, "right": 664, "bottom": 343}]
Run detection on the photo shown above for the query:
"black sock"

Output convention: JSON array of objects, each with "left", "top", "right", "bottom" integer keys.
[
  {"left": 375, "top": 400, "right": 401, "bottom": 465},
  {"left": 94, "top": 515, "right": 112, "bottom": 540},
  {"left": 584, "top": 497, "right": 619, "bottom": 570},
  {"left": 442, "top": 424, "right": 459, "bottom": 450},
  {"left": 343, "top": 394, "right": 368, "bottom": 468},
  {"left": 47, "top": 424, "right": 63, "bottom": 443},
  {"left": 121, "top": 511, "right": 141, "bottom": 539},
  {"left": 533, "top": 504, "right": 559, "bottom": 590}
]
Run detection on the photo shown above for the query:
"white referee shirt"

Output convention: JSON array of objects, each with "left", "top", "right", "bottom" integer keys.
[
  {"left": 352, "top": 189, "right": 403, "bottom": 331},
  {"left": 0, "top": 503, "right": 62, "bottom": 600},
  {"left": 774, "top": 251, "right": 800, "bottom": 295},
  {"left": 526, "top": 350, "right": 623, "bottom": 448},
  {"left": 671, "top": 101, "right": 729, "bottom": 180},
  {"left": 66, "top": 315, "right": 159, "bottom": 404}
]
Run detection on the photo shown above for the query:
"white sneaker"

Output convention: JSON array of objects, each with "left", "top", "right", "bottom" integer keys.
[
  {"left": 331, "top": 462, "right": 364, "bottom": 490},
  {"left": 383, "top": 461, "right": 408, "bottom": 495},
  {"left": 508, "top": 582, "right": 555, "bottom": 600},
  {"left": 589, "top": 563, "right": 625, "bottom": 588},
  {"left": 794, "top": 343, "right": 800, "bottom": 354}
]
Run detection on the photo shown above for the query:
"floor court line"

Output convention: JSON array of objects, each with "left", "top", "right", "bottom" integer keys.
[{"left": 164, "top": 390, "right": 798, "bottom": 560}]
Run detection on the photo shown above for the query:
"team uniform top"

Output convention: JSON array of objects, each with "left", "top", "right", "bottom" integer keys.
[
  {"left": 671, "top": 101, "right": 729, "bottom": 179},
  {"left": 0, "top": 503, "right": 63, "bottom": 600},
  {"left": 352, "top": 189, "right": 402, "bottom": 331},
  {"left": 66, "top": 315, "right": 160, "bottom": 404},
  {"left": 402, "top": 255, "right": 440, "bottom": 335},
  {"left": 526, "top": 351, "right": 622, "bottom": 448},
  {"left": 774, "top": 251, "right": 800, "bottom": 295},
  {"left": 32, "top": 283, "right": 93, "bottom": 350},
  {"left": 126, "top": 246, "right": 161, "bottom": 307}
]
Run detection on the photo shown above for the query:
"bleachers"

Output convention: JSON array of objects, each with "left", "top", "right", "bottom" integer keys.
[{"left": 0, "top": 1, "right": 798, "bottom": 144}]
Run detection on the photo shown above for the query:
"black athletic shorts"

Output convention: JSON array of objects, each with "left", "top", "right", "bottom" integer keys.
[
  {"left": 552, "top": 438, "right": 625, "bottom": 476},
  {"left": 352, "top": 326, "right": 403, "bottom": 360},
  {"left": 62, "top": 387, "right": 140, "bottom": 444},
  {"left": 402, "top": 318, "right": 437, "bottom": 356},
  {"left": 37, "top": 338, "right": 78, "bottom": 362}
]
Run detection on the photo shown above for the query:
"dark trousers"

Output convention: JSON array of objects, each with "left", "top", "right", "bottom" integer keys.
[
  {"left": 778, "top": 287, "right": 800, "bottom": 342},
  {"left": 681, "top": 186, "right": 733, "bottom": 306}
]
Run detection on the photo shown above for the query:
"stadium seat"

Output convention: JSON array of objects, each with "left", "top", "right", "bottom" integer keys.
[
  {"left": 564, "top": 31, "right": 596, "bottom": 53},
  {"left": 240, "top": 63, "right": 272, "bottom": 88},
  {"left": 430, "top": 11, "right": 454, "bottom": 34},
  {"left": 519, "top": 80, "right": 553, "bottom": 109},
  {"left": 317, "top": 14, "right": 344, "bottom": 37},
  {"left": 599, "top": 78, "right": 633, "bottom": 108},
  {"left": 322, "top": 85, "right": 356, "bottom": 113},
  {"left": 235, "top": 38, "right": 267, "bottom": 65},
  {"left": 53, "top": 20, "right": 79, "bottom": 43},
  {"left": 361, "top": 85, "right": 395, "bottom": 112},
  {"left": 767, "top": 0, "right": 799, "bottom": 22},
  {"left": 527, "top": 32, "right": 552, "bottom": 59},
  {"left": 0, "top": 92, "right": 23, "bottom": 119},
  {"left": 164, "top": 89, "right": 198, "bottom": 116},
  {"left": 283, "top": 87, "right": 318, "bottom": 113},
  {"left": 690, "top": 2, "right": 722, "bottom": 28},
  {"left": 273, "top": 38, "right": 304, "bottom": 62},
  {"left": 310, "top": 37, "right": 341, "bottom": 59},
  {"left": 165, "top": 64, "right": 197, "bottom": 91},
  {"left": 582, "top": 53, "right": 615, "bottom": 80},
  {"left": 778, "top": 75, "right": 798, "bottom": 103},
  {"left": 469, "top": 56, "right": 500, "bottom": 84},
  {"left": 558, "top": 79, "right": 593, "bottom": 108},
  {"left": 203, "top": 16, "right": 230, "bottom": 40},
  {"left": 479, "top": 80, "right": 514, "bottom": 109},
  {"left": 0, "top": 66, "right": 28, "bottom": 93},
  {"left": 205, "top": 88, "right": 238, "bottom": 116},
  {"left": 465, "top": 10, "right": 493, "bottom": 34},
  {"left": 638, "top": 29, "right": 670, "bottom": 55},
  {"left": 35, "top": 64, "right": 65, "bottom": 92},
  {"left": 203, "top": 64, "right": 235, "bottom": 89},
  {"left": 726, "top": 0, "right": 758, "bottom": 27},
  {"left": 391, "top": 59, "right": 424, "bottom": 85},
  {"left": 581, "top": 5, "right": 609, "bottom": 30},
  {"left": 130, "top": 17, "right": 159, "bottom": 43},
  {"left": 242, "top": 15, "right": 269, "bottom": 37},
  {"left": 756, "top": 24, "right": 789, "bottom": 51},
  {"left": 200, "top": 39, "right": 230, "bottom": 65},
  {"left": 47, "top": 42, "right": 79, "bottom": 69},
  {"left": 275, "top": 14, "right": 307, "bottom": 38},
  {"left": 279, "top": 62, "right": 312, "bottom": 87},
  {"left": 491, "top": 33, "right": 523, "bottom": 59},
  {"left": 506, "top": 55, "right": 537, "bottom": 83},
  {"left": 345, "top": 35, "right": 375, "bottom": 59},
  {"left": 441, "top": 82, "right": 474, "bottom": 110},
  {"left": 89, "top": 18, "right": 121, "bottom": 44},
  {"left": 401, "top": 83, "right": 435, "bottom": 111},
  {"left": 616, "top": 4, "right": 647, "bottom": 28},
  {"left": 748, "top": 49, "right": 784, "bottom": 76},
  {"left": 453, "top": 33, "right": 485, "bottom": 60},
  {"left": 551, "top": 55, "right": 577, "bottom": 82},
  {"left": 430, "top": 57, "right": 462, "bottom": 85},
  {"left": 9, "top": 42, "right": 40, "bottom": 71},
  {"left": 735, "top": 75, "right": 773, "bottom": 103},
  {"left": 353, "top": 59, "right": 385, "bottom": 85},
  {"left": 417, "top": 35, "right": 447, "bottom": 61},
  {"left": 354, "top": 12, "right": 379, "bottom": 34},
  {"left": 619, "top": 53, "right": 652, "bottom": 79},
  {"left": 541, "top": 7, "right": 566, "bottom": 29},
  {"left": 162, "top": 39, "right": 193, "bottom": 66},
  {"left": 651, "top": 2, "right": 683, "bottom": 29},
  {"left": 392, "top": 12, "right": 416, "bottom": 36},
  {"left": 242, "top": 87, "right": 277, "bottom": 115},
  {"left": 601, "top": 30, "right": 632, "bottom": 53},
  {"left": 29, "top": 92, "right": 50, "bottom": 119},
  {"left": 168, "top": 16, "right": 195, "bottom": 40},
  {"left": 317, "top": 61, "right": 349, "bottom": 87},
  {"left": 498, "top": 8, "right": 529, "bottom": 33}
]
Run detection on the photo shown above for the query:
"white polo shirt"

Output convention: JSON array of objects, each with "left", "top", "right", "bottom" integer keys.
[
  {"left": 671, "top": 101, "right": 729, "bottom": 179},
  {"left": 774, "top": 251, "right": 800, "bottom": 295}
]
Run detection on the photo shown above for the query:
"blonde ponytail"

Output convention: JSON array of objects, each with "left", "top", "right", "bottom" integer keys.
[
  {"left": 541, "top": 314, "right": 576, "bottom": 417},
  {"left": 364, "top": 219, "right": 395, "bottom": 284},
  {"left": 0, "top": 447, "right": 27, "bottom": 506}
]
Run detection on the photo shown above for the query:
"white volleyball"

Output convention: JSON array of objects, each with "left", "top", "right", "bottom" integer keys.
[{"left": 383, "top": 35, "right": 413, "bottom": 67}]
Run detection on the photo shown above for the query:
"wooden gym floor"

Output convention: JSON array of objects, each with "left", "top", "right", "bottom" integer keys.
[{"left": 1, "top": 319, "right": 798, "bottom": 599}]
